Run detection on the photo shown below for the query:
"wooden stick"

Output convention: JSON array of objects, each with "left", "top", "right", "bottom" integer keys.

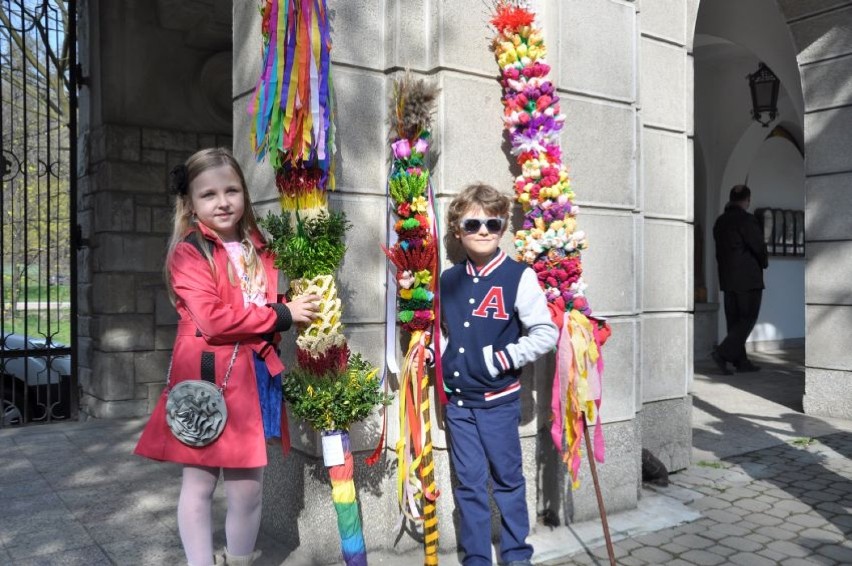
[{"left": 583, "top": 420, "right": 616, "bottom": 566}]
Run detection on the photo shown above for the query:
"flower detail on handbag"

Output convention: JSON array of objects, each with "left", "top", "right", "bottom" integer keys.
[
  {"left": 164, "top": 343, "right": 239, "bottom": 448},
  {"left": 165, "top": 381, "right": 228, "bottom": 447}
]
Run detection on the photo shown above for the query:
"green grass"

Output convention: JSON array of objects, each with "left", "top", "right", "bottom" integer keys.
[
  {"left": 1, "top": 313, "right": 72, "bottom": 346},
  {"left": 696, "top": 460, "right": 726, "bottom": 469},
  {"left": 790, "top": 437, "right": 816, "bottom": 448},
  {"left": 2, "top": 284, "right": 70, "bottom": 303}
]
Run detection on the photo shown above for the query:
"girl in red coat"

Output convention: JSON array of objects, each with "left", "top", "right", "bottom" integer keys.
[{"left": 135, "top": 148, "right": 318, "bottom": 566}]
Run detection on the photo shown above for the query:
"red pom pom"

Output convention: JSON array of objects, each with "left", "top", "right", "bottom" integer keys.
[{"left": 490, "top": 2, "right": 536, "bottom": 33}]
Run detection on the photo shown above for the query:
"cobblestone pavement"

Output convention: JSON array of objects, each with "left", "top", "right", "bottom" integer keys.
[{"left": 547, "top": 433, "right": 852, "bottom": 565}]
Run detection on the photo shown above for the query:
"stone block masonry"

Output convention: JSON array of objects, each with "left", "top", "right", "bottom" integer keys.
[{"left": 78, "top": 124, "right": 232, "bottom": 419}]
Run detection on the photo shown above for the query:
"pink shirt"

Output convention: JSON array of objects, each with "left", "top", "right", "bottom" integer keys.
[{"left": 222, "top": 240, "right": 267, "bottom": 307}]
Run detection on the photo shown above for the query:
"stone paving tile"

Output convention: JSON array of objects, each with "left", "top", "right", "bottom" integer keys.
[
  {"left": 680, "top": 549, "right": 727, "bottom": 565},
  {"left": 630, "top": 546, "right": 673, "bottom": 563},
  {"left": 4, "top": 521, "right": 94, "bottom": 561},
  {"left": 734, "top": 498, "right": 774, "bottom": 513},
  {"left": 817, "top": 543, "right": 852, "bottom": 563},
  {"left": 671, "top": 533, "right": 714, "bottom": 550},
  {"left": 767, "top": 539, "right": 812, "bottom": 558},
  {"left": 799, "top": 526, "right": 846, "bottom": 544},
  {"left": 781, "top": 559, "right": 827, "bottom": 566},
  {"left": 719, "top": 535, "right": 763, "bottom": 553},
  {"left": 661, "top": 542, "right": 690, "bottom": 555},
  {"left": 709, "top": 544, "right": 737, "bottom": 558},
  {"left": 83, "top": 511, "right": 178, "bottom": 546},
  {"left": 789, "top": 512, "right": 832, "bottom": 528},
  {"left": 704, "top": 509, "right": 740, "bottom": 524},
  {"left": 0, "top": 461, "right": 38, "bottom": 485},
  {"left": 100, "top": 536, "right": 187, "bottom": 566},
  {"left": 6, "top": 545, "right": 113, "bottom": 566},
  {"left": 0, "top": 475, "right": 52, "bottom": 503},
  {"left": 729, "top": 552, "right": 780, "bottom": 565}
]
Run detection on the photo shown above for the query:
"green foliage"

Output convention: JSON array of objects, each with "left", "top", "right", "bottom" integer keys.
[
  {"left": 696, "top": 460, "right": 725, "bottom": 469},
  {"left": 2, "top": 281, "right": 70, "bottom": 303},
  {"left": 260, "top": 210, "right": 351, "bottom": 280},
  {"left": 1, "top": 314, "right": 71, "bottom": 346},
  {"left": 790, "top": 437, "right": 816, "bottom": 448},
  {"left": 389, "top": 171, "right": 428, "bottom": 204},
  {"left": 282, "top": 353, "right": 393, "bottom": 431}
]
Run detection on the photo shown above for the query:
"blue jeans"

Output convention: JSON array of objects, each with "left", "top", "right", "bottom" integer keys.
[{"left": 445, "top": 398, "right": 533, "bottom": 566}]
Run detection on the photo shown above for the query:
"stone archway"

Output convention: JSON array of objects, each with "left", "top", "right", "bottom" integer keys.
[{"left": 693, "top": 0, "right": 852, "bottom": 419}]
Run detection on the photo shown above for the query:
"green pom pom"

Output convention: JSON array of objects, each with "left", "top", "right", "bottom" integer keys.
[
  {"left": 398, "top": 311, "right": 414, "bottom": 323},
  {"left": 411, "top": 287, "right": 430, "bottom": 301}
]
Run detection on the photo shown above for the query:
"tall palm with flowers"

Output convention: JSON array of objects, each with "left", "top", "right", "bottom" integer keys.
[
  {"left": 490, "top": 0, "right": 612, "bottom": 490},
  {"left": 382, "top": 72, "right": 442, "bottom": 566},
  {"left": 247, "top": 2, "right": 391, "bottom": 565}
]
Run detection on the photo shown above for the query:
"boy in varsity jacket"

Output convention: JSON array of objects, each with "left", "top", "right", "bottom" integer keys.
[{"left": 439, "top": 184, "right": 558, "bottom": 566}]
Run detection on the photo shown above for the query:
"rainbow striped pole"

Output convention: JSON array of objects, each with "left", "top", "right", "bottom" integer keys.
[{"left": 325, "top": 431, "right": 367, "bottom": 566}]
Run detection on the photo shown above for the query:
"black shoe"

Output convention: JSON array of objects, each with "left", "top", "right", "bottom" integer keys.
[
  {"left": 711, "top": 350, "right": 733, "bottom": 375},
  {"left": 736, "top": 362, "right": 761, "bottom": 373}
]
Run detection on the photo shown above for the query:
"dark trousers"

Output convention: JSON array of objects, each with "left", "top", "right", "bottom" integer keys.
[
  {"left": 718, "top": 289, "right": 762, "bottom": 366},
  {"left": 445, "top": 398, "right": 533, "bottom": 566}
]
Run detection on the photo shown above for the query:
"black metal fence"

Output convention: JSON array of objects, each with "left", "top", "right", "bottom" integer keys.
[{"left": 1, "top": 0, "right": 76, "bottom": 427}]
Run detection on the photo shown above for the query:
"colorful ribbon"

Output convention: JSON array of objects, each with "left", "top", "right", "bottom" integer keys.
[
  {"left": 329, "top": 432, "right": 368, "bottom": 566},
  {"left": 248, "top": 0, "right": 335, "bottom": 192}
]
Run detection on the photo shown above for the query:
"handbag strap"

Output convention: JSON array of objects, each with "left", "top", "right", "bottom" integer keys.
[{"left": 164, "top": 342, "right": 240, "bottom": 394}]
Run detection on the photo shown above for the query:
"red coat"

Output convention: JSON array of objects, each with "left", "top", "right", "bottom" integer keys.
[{"left": 135, "top": 223, "right": 287, "bottom": 468}]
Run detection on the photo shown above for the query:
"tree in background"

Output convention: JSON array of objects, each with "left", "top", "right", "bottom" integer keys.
[{"left": 1, "top": 0, "right": 72, "bottom": 343}]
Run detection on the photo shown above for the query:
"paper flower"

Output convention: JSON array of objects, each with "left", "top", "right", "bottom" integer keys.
[{"left": 392, "top": 138, "right": 411, "bottom": 159}]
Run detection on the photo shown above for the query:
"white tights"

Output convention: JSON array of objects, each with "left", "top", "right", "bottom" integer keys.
[{"left": 178, "top": 465, "right": 264, "bottom": 566}]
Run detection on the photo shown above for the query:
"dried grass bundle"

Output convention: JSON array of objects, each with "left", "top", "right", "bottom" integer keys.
[{"left": 389, "top": 71, "right": 440, "bottom": 140}]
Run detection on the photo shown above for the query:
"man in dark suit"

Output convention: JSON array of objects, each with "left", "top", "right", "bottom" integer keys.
[{"left": 711, "top": 185, "right": 769, "bottom": 374}]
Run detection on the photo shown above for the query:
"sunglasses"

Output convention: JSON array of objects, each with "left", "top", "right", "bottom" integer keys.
[{"left": 459, "top": 217, "right": 506, "bottom": 234}]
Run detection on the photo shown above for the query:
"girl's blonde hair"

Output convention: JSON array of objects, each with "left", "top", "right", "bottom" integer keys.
[
  {"left": 446, "top": 183, "right": 511, "bottom": 233},
  {"left": 164, "top": 147, "right": 267, "bottom": 304}
]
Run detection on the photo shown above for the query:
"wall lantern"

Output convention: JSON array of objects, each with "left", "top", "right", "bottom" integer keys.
[{"left": 747, "top": 62, "right": 780, "bottom": 127}]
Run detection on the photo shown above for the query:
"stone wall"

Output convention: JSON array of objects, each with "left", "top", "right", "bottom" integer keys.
[
  {"left": 77, "top": 125, "right": 232, "bottom": 418},
  {"left": 233, "top": 0, "right": 695, "bottom": 560}
]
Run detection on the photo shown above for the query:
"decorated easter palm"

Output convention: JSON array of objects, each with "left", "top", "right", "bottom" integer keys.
[
  {"left": 248, "top": 2, "right": 391, "bottom": 565},
  {"left": 489, "top": 0, "right": 612, "bottom": 489},
  {"left": 382, "top": 72, "right": 441, "bottom": 565}
]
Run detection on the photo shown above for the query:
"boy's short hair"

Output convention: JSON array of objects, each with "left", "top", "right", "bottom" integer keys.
[
  {"left": 447, "top": 183, "right": 511, "bottom": 232},
  {"left": 729, "top": 184, "right": 751, "bottom": 202}
]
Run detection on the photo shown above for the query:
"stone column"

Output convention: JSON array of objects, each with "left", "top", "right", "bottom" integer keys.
[
  {"left": 634, "top": 0, "right": 696, "bottom": 473},
  {"left": 785, "top": 1, "right": 852, "bottom": 420}
]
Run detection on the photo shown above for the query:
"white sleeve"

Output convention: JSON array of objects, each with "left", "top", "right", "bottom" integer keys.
[{"left": 504, "top": 268, "right": 559, "bottom": 368}]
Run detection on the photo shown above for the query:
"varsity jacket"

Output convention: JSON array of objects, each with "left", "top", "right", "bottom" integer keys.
[{"left": 439, "top": 250, "right": 558, "bottom": 408}]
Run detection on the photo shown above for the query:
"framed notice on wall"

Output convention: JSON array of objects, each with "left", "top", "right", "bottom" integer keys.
[{"left": 755, "top": 207, "right": 804, "bottom": 257}]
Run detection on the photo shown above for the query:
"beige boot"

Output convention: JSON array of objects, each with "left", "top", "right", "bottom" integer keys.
[{"left": 223, "top": 548, "right": 262, "bottom": 566}]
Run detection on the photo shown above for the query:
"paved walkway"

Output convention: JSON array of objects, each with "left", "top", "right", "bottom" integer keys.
[{"left": 1, "top": 348, "right": 851, "bottom": 565}]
